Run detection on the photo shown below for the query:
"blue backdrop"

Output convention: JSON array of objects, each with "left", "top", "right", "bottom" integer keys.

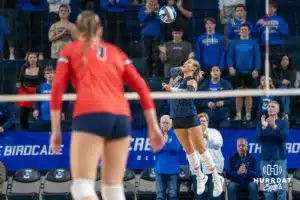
[{"left": 0, "top": 129, "right": 299, "bottom": 171}]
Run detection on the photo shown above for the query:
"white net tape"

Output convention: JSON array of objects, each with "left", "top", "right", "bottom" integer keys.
[{"left": 0, "top": 88, "right": 299, "bottom": 102}]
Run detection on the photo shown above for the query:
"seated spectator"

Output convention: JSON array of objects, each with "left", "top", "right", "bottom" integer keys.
[
  {"left": 47, "top": 0, "right": 70, "bottom": 23},
  {"left": 49, "top": 4, "right": 76, "bottom": 60},
  {"left": 31, "top": 67, "right": 66, "bottom": 131},
  {"left": 226, "top": 4, "right": 254, "bottom": 40},
  {"left": 155, "top": 115, "right": 181, "bottom": 200},
  {"left": 227, "top": 23, "right": 261, "bottom": 121},
  {"left": 256, "top": 101, "right": 289, "bottom": 200},
  {"left": 255, "top": 2, "right": 289, "bottom": 67},
  {"left": 256, "top": 76, "right": 277, "bottom": 121},
  {"left": 197, "top": 66, "right": 233, "bottom": 128},
  {"left": 138, "top": 0, "right": 163, "bottom": 77},
  {"left": 0, "top": 102, "right": 16, "bottom": 132},
  {"left": 159, "top": 25, "right": 192, "bottom": 78},
  {"left": 226, "top": 138, "right": 259, "bottom": 200},
  {"left": 192, "top": 113, "right": 224, "bottom": 200},
  {"left": 195, "top": 17, "right": 226, "bottom": 79},
  {"left": 271, "top": 54, "right": 296, "bottom": 119},
  {"left": 219, "top": 0, "right": 246, "bottom": 24},
  {"left": 0, "top": 15, "right": 8, "bottom": 59}
]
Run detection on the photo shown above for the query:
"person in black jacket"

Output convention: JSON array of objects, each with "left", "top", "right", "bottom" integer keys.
[
  {"left": 197, "top": 66, "right": 233, "bottom": 129},
  {"left": 271, "top": 54, "right": 296, "bottom": 119}
]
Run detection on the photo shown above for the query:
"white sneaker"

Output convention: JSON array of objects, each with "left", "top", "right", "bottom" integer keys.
[
  {"left": 213, "top": 175, "right": 224, "bottom": 197},
  {"left": 196, "top": 175, "right": 208, "bottom": 195},
  {"left": 234, "top": 114, "right": 241, "bottom": 120}
]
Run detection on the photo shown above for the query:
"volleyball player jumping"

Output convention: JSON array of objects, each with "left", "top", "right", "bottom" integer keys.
[
  {"left": 162, "top": 58, "right": 224, "bottom": 197},
  {"left": 50, "top": 11, "right": 164, "bottom": 200}
]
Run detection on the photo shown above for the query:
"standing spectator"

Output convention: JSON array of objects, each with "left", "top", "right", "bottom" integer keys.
[
  {"left": 138, "top": 0, "right": 163, "bottom": 77},
  {"left": 16, "top": 52, "right": 44, "bottom": 130},
  {"left": 48, "top": 4, "right": 76, "bottom": 60},
  {"left": 0, "top": 15, "right": 8, "bottom": 59},
  {"left": 192, "top": 113, "right": 224, "bottom": 200},
  {"left": 159, "top": 25, "right": 192, "bottom": 78},
  {"left": 219, "top": 0, "right": 245, "bottom": 24},
  {"left": 155, "top": 115, "right": 181, "bottom": 200},
  {"left": 226, "top": 4, "right": 253, "bottom": 40},
  {"left": 271, "top": 54, "right": 296, "bottom": 119},
  {"left": 227, "top": 23, "right": 261, "bottom": 121},
  {"left": 226, "top": 138, "right": 259, "bottom": 200},
  {"left": 101, "top": 0, "right": 130, "bottom": 52},
  {"left": 256, "top": 101, "right": 289, "bottom": 200},
  {"left": 47, "top": 0, "right": 70, "bottom": 23},
  {"left": 0, "top": 102, "right": 16, "bottom": 132},
  {"left": 161, "top": 0, "right": 192, "bottom": 41},
  {"left": 255, "top": 2, "right": 289, "bottom": 67},
  {"left": 197, "top": 66, "right": 233, "bottom": 128},
  {"left": 18, "top": 0, "right": 46, "bottom": 60},
  {"left": 195, "top": 17, "right": 226, "bottom": 78}
]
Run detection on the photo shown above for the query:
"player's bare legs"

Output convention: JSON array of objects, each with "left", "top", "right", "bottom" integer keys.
[
  {"left": 189, "top": 126, "right": 224, "bottom": 197},
  {"left": 70, "top": 132, "right": 104, "bottom": 200},
  {"left": 175, "top": 129, "right": 207, "bottom": 195},
  {"left": 101, "top": 136, "right": 131, "bottom": 200}
]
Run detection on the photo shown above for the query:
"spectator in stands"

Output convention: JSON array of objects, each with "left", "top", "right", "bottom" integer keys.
[
  {"left": 101, "top": 0, "right": 130, "bottom": 51},
  {"left": 271, "top": 54, "right": 296, "bottom": 119},
  {"left": 49, "top": 4, "right": 76, "bottom": 60},
  {"left": 255, "top": 2, "right": 289, "bottom": 67},
  {"left": 219, "top": 0, "right": 246, "bottom": 24},
  {"left": 31, "top": 67, "right": 65, "bottom": 131},
  {"left": 226, "top": 4, "right": 253, "bottom": 40},
  {"left": 48, "top": 0, "right": 70, "bottom": 23},
  {"left": 138, "top": 0, "right": 163, "bottom": 77},
  {"left": 256, "top": 101, "right": 289, "bottom": 200},
  {"left": 16, "top": 52, "right": 44, "bottom": 130},
  {"left": 159, "top": 25, "right": 192, "bottom": 78},
  {"left": 226, "top": 138, "right": 259, "bottom": 200},
  {"left": 0, "top": 0, "right": 17, "bottom": 60},
  {"left": 0, "top": 102, "right": 16, "bottom": 132},
  {"left": 195, "top": 17, "right": 226, "bottom": 79},
  {"left": 256, "top": 76, "right": 277, "bottom": 122},
  {"left": 0, "top": 15, "right": 8, "bottom": 60},
  {"left": 155, "top": 115, "right": 181, "bottom": 200},
  {"left": 197, "top": 66, "right": 233, "bottom": 128},
  {"left": 19, "top": 0, "right": 46, "bottom": 60},
  {"left": 227, "top": 23, "right": 261, "bottom": 121},
  {"left": 192, "top": 113, "right": 224, "bottom": 200},
  {"left": 161, "top": 0, "right": 192, "bottom": 41}
]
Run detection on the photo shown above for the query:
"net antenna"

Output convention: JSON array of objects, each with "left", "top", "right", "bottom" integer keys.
[{"left": 265, "top": 0, "right": 270, "bottom": 96}]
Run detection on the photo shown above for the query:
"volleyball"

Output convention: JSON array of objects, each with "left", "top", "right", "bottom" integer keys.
[{"left": 159, "top": 6, "right": 177, "bottom": 24}]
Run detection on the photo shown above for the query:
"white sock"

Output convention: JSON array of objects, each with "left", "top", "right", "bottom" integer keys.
[
  {"left": 212, "top": 168, "right": 219, "bottom": 179},
  {"left": 187, "top": 151, "right": 204, "bottom": 179},
  {"left": 101, "top": 184, "right": 125, "bottom": 200},
  {"left": 199, "top": 150, "right": 216, "bottom": 170}
]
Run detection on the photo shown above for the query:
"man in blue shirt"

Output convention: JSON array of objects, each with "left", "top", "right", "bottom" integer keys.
[
  {"left": 195, "top": 17, "right": 226, "bottom": 78},
  {"left": 227, "top": 23, "right": 261, "bottom": 121},
  {"left": 256, "top": 101, "right": 289, "bottom": 200},
  {"left": 155, "top": 115, "right": 181, "bottom": 200},
  {"left": 0, "top": 102, "right": 15, "bottom": 132},
  {"left": 226, "top": 138, "right": 259, "bottom": 200}
]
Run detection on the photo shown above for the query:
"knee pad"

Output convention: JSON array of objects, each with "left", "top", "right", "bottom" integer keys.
[
  {"left": 70, "top": 179, "right": 97, "bottom": 200},
  {"left": 101, "top": 184, "right": 125, "bottom": 200},
  {"left": 187, "top": 151, "right": 200, "bottom": 169}
]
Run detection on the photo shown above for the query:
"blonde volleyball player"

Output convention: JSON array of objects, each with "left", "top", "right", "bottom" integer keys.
[
  {"left": 162, "top": 58, "right": 224, "bottom": 197},
  {"left": 50, "top": 11, "right": 164, "bottom": 200}
]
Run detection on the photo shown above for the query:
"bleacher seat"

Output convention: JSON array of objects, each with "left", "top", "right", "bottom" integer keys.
[
  {"left": 7, "top": 168, "right": 41, "bottom": 200},
  {"left": 42, "top": 168, "right": 72, "bottom": 200},
  {"left": 124, "top": 169, "right": 137, "bottom": 200},
  {"left": 178, "top": 166, "right": 193, "bottom": 200},
  {"left": 292, "top": 169, "right": 300, "bottom": 199},
  {"left": 136, "top": 167, "right": 156, "bottom": 200}
]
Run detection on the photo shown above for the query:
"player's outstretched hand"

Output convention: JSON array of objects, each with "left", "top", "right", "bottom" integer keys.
[
  {"left": 149, "top": 126, "right": 165, "bottom": 152},
  {"left": 50, "top": 133, "right": 62, "bottom": 153}
]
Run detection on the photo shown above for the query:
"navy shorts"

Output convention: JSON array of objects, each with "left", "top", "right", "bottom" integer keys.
[
  {"left": 172, "top": 115, "right": 200, "bottom": 129},
  {"left": 72, "top": 113, "right": 131, "bottom": 140}
]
